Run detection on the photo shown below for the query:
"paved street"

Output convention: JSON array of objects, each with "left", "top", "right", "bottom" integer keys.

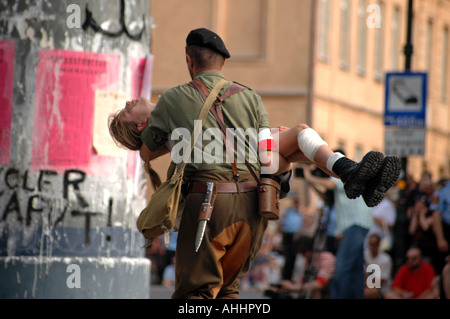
[{"left": 149, "top": 285, "right": 269, "bottom": 299}]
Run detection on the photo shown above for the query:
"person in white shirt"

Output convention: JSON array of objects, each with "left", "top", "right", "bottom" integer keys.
[
  {"left": 364, "top": 233, "right": 393, "bottom": 298},
  {"left": 302, "top": 157, "right": 374, "bottom": 299},
  {"left": 365, "top": 189, "right": 397, "bottom": 252}
]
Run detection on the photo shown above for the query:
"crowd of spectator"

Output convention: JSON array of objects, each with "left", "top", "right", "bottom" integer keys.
[{"left": 146, "top": 169, "right": 450, "bottom": 299}]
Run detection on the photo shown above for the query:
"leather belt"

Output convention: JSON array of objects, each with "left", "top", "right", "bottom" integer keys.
[{"left": 190, "top": 181, "right": 258, "bottom": 194}]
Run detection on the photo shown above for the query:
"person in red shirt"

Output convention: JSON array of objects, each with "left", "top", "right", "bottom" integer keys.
[{"left": 385, "top": 246, "right": 437, "bottom": 299}]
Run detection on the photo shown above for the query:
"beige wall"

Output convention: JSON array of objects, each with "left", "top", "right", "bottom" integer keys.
[
  {"left": 148, "top": 0, "right": 314, "bottom": 200},
  {"left": 414, "top": 0, "right": 450, "bottom": 179},
  {"left": 147, "top": 0, "right": 450, "bottom": 189},
  {"left": 313, "top": 0, "right": 450, "bottom": 180},
  {"left": 313, "top": 0, "right": 407, "bottom": 158},
  {"left": 150, "top": 0, "right": 313, "bottom": 122}
]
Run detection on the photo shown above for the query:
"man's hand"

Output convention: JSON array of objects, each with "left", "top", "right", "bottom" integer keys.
[
  {"left": 279, "top": 280, "right": 300, "bottom": 291},
  {"left": 278, "top": 126, "right": 290, "bottom": 132},
  {"left": 140, "top": 144, "right": 170, "bottom": 162}
]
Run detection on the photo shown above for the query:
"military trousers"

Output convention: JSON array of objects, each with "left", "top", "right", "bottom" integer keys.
[{"left": 172, "top": 171, "right": 268, "bottom": 299}]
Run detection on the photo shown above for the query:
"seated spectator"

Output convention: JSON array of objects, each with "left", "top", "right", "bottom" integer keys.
[
  {"left": 263, "top": 253, "right": 284, "bottom": 289},
  {"left": 366, "top": 188, "right": 396, "bottom": 253},
  {"left": 436, "top": 179, "right": 450, "bottom": 267},
  {"left": 278, "top": 235, "right": 335, "bottom": 299},
  {"left": 385, "top": 246, "right": 437, "bottom": 299},
  {"left": 364, "top": 234, "right": 393, "bottom": 299},
  {"left": 432, "top": 255, "right": 450, "bottom": 299}
]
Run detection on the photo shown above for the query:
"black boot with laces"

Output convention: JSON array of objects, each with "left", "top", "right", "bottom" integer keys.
[
  {"left": 362, "top": 156, "right": 401, "bottom": 207},
  {"left": 332, "top": 151, "right": 384, "bottom": 200}
]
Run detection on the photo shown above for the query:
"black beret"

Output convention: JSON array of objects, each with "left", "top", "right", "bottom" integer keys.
[{"left": 186, "top": 28, "right": 231, "bottom": 59}]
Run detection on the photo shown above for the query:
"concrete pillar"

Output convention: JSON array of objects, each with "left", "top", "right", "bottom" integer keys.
[{"left": 0, "top": 0, "right": 152, "bottom": 298}]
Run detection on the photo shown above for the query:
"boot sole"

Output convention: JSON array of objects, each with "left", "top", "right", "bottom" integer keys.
[
  {"left": 344, "top": 151, "right": 384, "bottom": 199},
  {"left": 363, "top": 156, "right": 401, "bottom": 207}
]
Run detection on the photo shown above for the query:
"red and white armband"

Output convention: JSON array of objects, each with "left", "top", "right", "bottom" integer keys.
[{"left": 258, "top": 128, "right": 277, "bottom": 151}]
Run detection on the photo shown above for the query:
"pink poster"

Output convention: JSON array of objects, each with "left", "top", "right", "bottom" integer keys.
[
  {"left": 31, "top": 50, "right": 120, "bottom": 173},
  {"left": 130, "top": 56, "right": 146, "bottom": 99},
  {"left": 0, "top": 40, "right": 15, "bottom": 165}
]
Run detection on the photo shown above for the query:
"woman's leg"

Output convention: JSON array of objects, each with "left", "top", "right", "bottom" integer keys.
[
  {"left": 275, "top": 124, "right": 400, "bottom": 207},
  {"left": 278, "top": 124, "right": 341, "bottom": 178},
  {"left": 286, "top": 150, "right": 339, "bottom": 179}
]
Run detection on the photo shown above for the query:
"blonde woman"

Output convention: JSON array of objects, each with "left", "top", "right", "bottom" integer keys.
[{"left": 109, "top": 96, "right": 400, "bottom": 207}]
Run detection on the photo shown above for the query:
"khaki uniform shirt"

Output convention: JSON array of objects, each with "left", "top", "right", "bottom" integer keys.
[{"left": 141, "top": 70, "right": 270, "bottom": 181}]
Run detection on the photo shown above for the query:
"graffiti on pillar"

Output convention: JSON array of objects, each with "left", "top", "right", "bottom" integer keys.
[
  {"left": 0, "top": 1, "right": 151, "bottom": 259},
  {"left": 0, "top": 48, "right": 149, "bottom": 254},
  {"left": 82, "top": 0, "right": 146, "bottom": 41},
  {"left": 0, "top": 41, "right": 15, "bottom": 165},
  {"left": 0, "top": 167, "right": 113, "bottom": 245}
]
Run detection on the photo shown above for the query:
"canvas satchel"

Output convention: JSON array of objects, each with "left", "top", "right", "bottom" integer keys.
[{"left": 136, "top": 79, "right": 228, "bottom": 246}]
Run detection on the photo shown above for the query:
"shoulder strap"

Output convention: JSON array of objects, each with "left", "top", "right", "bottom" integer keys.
[
  {"left": 188, "top": 79, "right": 264, "bottom": 189},
  {"left": 170, "top": 79, "right": 227, "bottom": 179},
  {"left": 188, "top": 80, "right": 246, "bottom": 102},
  {"left": 210, "top": 105, "right": 264, "bottom": 189},
  {"left": 188, "top": 80, "right": 245, "bottom": 183}
]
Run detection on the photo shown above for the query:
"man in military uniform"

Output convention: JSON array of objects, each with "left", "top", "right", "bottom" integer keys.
[
  {"left": 140, "top": 28, "right": 276, "bottom": 299},
  {"left": 136, "top": 28, "right": 401, "bottom": 299}
]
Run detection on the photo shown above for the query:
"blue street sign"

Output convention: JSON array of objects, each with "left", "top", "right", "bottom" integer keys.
[{"left": 384, "top": 72, "right": 427, "bottom": 127}]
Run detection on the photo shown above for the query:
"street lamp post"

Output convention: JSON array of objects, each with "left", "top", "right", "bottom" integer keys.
[{"left": 393, "top": 0, "right": 414, "bottom": 273}]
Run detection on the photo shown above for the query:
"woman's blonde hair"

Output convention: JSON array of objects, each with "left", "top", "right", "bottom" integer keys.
[
  {"left": 109, "top": 110, "right": 162, "bottom": 191},
  {"left": 108, "top": 109, "right": 143, "bottom": 151}
]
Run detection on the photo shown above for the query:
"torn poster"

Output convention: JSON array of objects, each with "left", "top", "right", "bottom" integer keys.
[
  {"left": 139, "top": 55, "right": 154, "bottom": 99},
  {"left": 93, "top": 89, "right": 129, "bottom": 158},
  {"left": 30, "top": 49, "right": 120, "bottom": 173},
  {"left": 0, "top": 40, "right": 15, "bottom": 165}
]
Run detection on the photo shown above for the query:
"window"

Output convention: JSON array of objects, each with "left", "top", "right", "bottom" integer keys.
[
  {"left": 425, "top": 19, "right": 433, "bottom": 73},
  {"left": 441, "top": 26, "right": 448, "bottom": 102},
  {"left": 355, "top": 145, "right": 363, "bottom": 161},
  {"left": 390, "top": 6, "right": 401, "bottom": 70},
  {"left": 222, "top": 0, "right": 268, "bottom": 60},
  {"left": 339, "top": 0, "right": 351, "bottom": 70},
  {"left": 356, "top": 0, "right": 367, "bottom": 76},
  {"left": 318, "top": 0, "right": 331, "bottom": 63},
  {"left": 374, "top": 1, "right": 384, "bottom": 81}
]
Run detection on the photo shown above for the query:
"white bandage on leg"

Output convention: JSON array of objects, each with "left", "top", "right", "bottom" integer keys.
[
  {"left": 326, "top": 152, "right": 345, "bottom": 172},
  {"left": 297, "top": 128, "right": 328, "bottom": 161}
]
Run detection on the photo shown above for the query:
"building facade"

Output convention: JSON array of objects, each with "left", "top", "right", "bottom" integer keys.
[
  {"left": 314, "top": 0, "right": 450, "bottom": 181},
  {"left": 148, "top": 0, "right": 450, "bottom": 192}
]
